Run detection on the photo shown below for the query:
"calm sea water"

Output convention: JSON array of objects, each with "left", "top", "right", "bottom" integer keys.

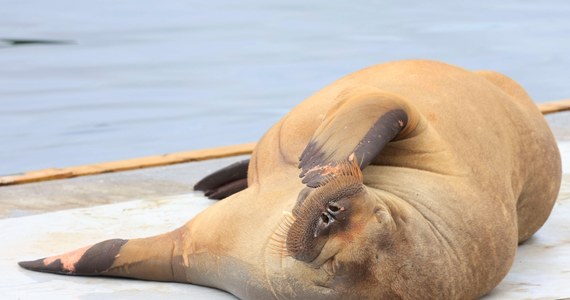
[{"left": 1, "top": 0, "right": 569, "bottom": 175}]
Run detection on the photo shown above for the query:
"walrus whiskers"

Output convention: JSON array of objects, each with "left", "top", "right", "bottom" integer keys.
[{"left": 267, "top": 211, "right": 295, "bottom": 258}]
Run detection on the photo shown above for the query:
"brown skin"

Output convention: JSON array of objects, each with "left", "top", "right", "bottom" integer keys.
[{"left": 19, "top": 60, "right": 561, "bottom": 299}]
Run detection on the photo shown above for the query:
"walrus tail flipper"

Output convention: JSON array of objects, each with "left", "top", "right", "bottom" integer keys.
[
  {"left": 19, "top": 231, "right": 184, "bottom": 282},
  {"left": 194, "top": 159, "right": 249, "bottom": 199},
  {"left": 299, "top": 87, "right": 420, "bottom": 187}
]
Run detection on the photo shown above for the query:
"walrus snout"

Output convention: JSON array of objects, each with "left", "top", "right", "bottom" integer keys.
[{"left": 286, "top": 159, "right": 364, "bottom": 263}]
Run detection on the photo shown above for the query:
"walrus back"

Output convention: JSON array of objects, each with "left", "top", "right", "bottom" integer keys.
[{"left": 474, "top": 70, "right": 562, "bottom": 243}]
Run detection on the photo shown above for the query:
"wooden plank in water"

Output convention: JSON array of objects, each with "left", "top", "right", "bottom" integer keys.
[
  {"left": 538, "top": 99, "right": 570, "bottom": 115},
  {"left": 0, "top": 142, "right": 255, "bottom": 186}
]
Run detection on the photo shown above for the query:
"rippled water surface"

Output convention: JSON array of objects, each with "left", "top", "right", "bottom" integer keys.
[{"left": 1, "top": 0, "right": 569, "bottom": 175}]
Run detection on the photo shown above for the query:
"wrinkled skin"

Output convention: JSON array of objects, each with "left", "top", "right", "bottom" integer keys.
[{"left": 19, "top": 60, "right": 561, "bottom": 299}]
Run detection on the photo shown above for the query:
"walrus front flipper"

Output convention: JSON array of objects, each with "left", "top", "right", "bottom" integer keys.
[
  {"left": 299, "top": 88, "right": 419, "bottom": 187},
  {"left": 19, "top": 232, "right": 183, "bottom": 282},
  {"left": 194, "top": 159, "right": 249, "bottom": 199}
]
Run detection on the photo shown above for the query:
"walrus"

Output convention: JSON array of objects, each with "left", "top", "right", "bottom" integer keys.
[{"left": 18, "top": 60, "right": 564, "bottom": 299}]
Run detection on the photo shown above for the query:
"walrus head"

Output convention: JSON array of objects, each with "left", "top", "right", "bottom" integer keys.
[
  {"left": 278, "top": 88, "right": 413, "bottom": 266},
  {"left": 282, "top": 155, "right": 398, "bottom": 269}
]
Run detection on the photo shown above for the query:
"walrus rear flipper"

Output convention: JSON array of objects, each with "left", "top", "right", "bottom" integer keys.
[
  {"left": 18, "top": 232, "right": 183, "bottom": 282},
  {"left": 194, "top": 159, "right": 249, "bottom": 199},
  {"left": 299, "top": 88, "right": 420, "bottom": 187}
]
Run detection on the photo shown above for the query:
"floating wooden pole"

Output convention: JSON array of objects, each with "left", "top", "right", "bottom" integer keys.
[
  {"left": 538, "top": 99, "right": 570, "bottom": 115},
  {"left": 1, "top": 99, "right": 569, "bottom": 187},
  {"left": 0, "top": 142, "right": 256, "bottom": 186}
]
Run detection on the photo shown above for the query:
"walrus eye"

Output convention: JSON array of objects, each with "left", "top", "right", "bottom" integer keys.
[
  {"left": 314, "top": 200, "right": 349, "bottom": 238},
  {"left": 328, "top": 203, "right": 340, "bottom": 213},
  {"left": 326, "top": 198, "right": 350, "bottom": 221},
  {"left": 314, "top": 211, "right": 335, "bottom": 237}
]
